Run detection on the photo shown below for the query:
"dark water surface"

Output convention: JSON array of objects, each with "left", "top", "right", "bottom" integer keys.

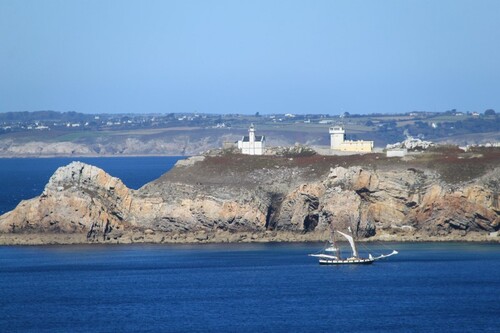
[
  {"left": 0, "top": 156, "right": 185, "bottom": 214},
  {"left": 0, "top": 242, "right": 499, "bottom": 332}
]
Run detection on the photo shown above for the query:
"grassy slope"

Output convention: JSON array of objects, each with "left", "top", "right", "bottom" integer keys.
[{"left": 161, "top": 147, "right": 500, "bottom": 187}]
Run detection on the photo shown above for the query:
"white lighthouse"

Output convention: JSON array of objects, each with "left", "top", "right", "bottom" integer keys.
[
  {"left": 237, "top": 124, "right": 266, "bottom": 155},
  {"left": 249, "top": 123, "right": 256, "bottom": 144}
]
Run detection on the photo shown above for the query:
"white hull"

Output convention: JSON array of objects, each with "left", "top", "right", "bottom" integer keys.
[{"left": 319, "top": 258, "right": 374, "bottom": 265}]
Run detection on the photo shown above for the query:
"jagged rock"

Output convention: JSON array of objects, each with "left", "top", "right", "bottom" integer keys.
[{"left": 0, "top": 162, "right": 134, "bottom": 239}]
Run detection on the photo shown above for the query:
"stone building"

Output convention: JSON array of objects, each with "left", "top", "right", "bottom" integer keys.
[
  {"left": 238, "top": 124, "right": 266, "bottom": 155},
  {"left": 329, "top": 126, "right": 373, "bottom": 152}
]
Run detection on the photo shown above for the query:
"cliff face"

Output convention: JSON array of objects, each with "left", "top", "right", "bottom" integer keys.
[{"left": 0, "top": 152, "right": 499, "bottom": 243}]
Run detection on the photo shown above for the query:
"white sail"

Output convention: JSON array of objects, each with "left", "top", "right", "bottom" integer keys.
[
  {"left": 308, "top": 254, "right": 338, "bottom": 259},
  {"left": 336, "top": 230, "right": 358, "bottom": 258}
]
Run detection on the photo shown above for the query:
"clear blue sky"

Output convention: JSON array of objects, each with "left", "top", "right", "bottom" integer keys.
[{"left": 1, "top": 0, "right": 499, "bottom": 115}]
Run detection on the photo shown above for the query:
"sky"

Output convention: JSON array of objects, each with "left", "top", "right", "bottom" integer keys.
[{"left": 1, "top": 0, "right": 499, "bottom": 115}]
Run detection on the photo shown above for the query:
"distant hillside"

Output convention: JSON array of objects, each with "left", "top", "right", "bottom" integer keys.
[{"left": 0, "top": 110, "right": 498, "bottom": 156}]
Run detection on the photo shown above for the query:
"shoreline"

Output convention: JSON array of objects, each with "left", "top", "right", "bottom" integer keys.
[{"left": 1, "top": 230, "right": 498, "bottom": 246}]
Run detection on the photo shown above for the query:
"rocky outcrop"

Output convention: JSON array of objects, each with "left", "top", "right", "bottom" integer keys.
[
  {"left": 0, "top": 154, "right": 499, "bottom": 244},
  {"left": 386, "top": 137, "right": 433, "bottom": 150},
  {"left": 0, "top": 162, "right": 135, "bottom": 240}
]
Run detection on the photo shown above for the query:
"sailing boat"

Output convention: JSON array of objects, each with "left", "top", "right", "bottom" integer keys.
[{"left": 309, "top": 227, "right": 398, "bottom": 265}]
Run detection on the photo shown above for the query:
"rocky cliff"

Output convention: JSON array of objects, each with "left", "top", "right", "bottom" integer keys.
[{"left": 0, "top": 149, "right": 499, "bottom": 244}]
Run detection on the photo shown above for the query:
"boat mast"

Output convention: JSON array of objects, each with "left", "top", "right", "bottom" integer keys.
[
  {"left": 329, "top": 224, "right": 341, "bottom": 260},
  {"left": 348, "top": 227, "right": 358, "bottom": 258}
]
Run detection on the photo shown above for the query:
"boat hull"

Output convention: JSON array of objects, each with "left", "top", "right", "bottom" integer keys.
[{"left": 319, "top": 258, "right": 374, "bottom": 265}]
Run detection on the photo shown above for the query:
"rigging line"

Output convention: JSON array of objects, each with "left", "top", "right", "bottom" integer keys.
[
  {"left": 372, "top": 239, "right": 398, "bottom": 255},
  {"left": 358, "top": 241, "right": 380, "bottom": 256},
  {"left": 375, "top": 239, "right": 396, "bottom": 251},
  {"left": 313, "top": 240, "right": 330, "bottom": 255},
  {"left": 358, "top": 239, "right": 393, "bottom": 256}
]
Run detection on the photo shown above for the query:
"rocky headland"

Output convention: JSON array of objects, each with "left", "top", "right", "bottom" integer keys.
[{"left": 0, "top": 147, "right": 499, "bottom": 245}]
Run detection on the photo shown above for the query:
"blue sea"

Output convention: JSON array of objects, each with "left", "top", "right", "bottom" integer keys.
[
  {"left": 0, "top": 243, "right": 499, "bottom": 332},
  {"left": 0, "top": 157, "right": 499, "bottom": 332}
]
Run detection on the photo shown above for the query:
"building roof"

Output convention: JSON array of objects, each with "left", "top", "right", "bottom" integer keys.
[{"left": 241, "top": 135, "right": 265, "bottom": 142}]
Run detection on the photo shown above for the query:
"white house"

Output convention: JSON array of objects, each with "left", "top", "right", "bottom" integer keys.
[{"left": 237, "top": 124, "right": 266, "bottom": 155}]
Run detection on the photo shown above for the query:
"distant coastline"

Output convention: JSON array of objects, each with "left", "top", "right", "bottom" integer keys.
[
  {"left": 0, "top": 153, "right": 187, "bottom": 159},
  {"left": 1, "top": 110, "right": 498, "bottom": 160}
]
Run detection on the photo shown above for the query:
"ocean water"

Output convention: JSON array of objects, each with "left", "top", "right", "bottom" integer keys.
[
  {"left": 0, "top": 242, "right": 499, "bottom": 332},
  {"left": 0, "top": 156, "right": 185, "bottom": 215}
]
